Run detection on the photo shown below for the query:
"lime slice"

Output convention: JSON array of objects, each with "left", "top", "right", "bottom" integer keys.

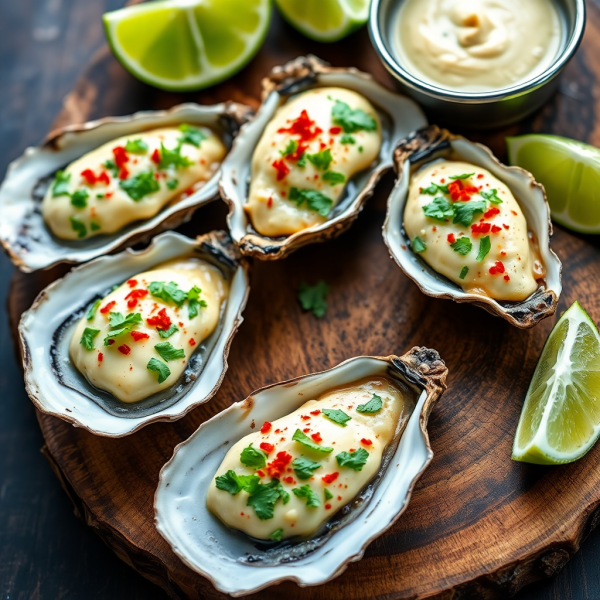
[
  {"left": 506, "top": 135, "right": 600, "bottom": 235},
  {"left": 275, "top": 0, "right": 369, "bottom": 42},
  {"left": 103, "top": 0, "right": 271, "bottom": 92},
  {"left": 512, "top": 302, "right": 600, "bottom": 465}
]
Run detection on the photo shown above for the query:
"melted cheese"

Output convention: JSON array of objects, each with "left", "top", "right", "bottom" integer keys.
[
  {"left": 207, "top": 377, "right": 413, "bottom": 540},
  {"left": 245, "top": 87, "right": 382, "bottom": 237},
  {"left": 69, "top": 257, "right": 228, "bottom": 403},
  {"left": 43, "top": 126, "right": 226, "bottom": 240},
  {"left": 404, "top": 160, "right": 545, "bottom": 301}
]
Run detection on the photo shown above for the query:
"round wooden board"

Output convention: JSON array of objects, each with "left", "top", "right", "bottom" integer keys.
[{"left": 7, "top": 6, "right": 600, "bottom": 599}]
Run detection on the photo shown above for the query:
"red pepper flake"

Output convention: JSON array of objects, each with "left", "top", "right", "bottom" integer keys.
[
  {"left": 184, "top": 187, "right": 194, "bottom": 196},
  {"left": 303, "top": 428, "right": 310, "bottom": 433},
  {"left": 100, "top": 300, "right": 117, "bottom": 314},
  {"left": 189, "top": 338, "right": 196, "bottom": 347},
  {"left": 432, "top": 226, "right": 437, "bottom": 232},
  {"left": 118, "top": 167, "right": 129, "bottom": 180},
  {"left": 150, "top": 148, "right": 161, "bottom": 164},
  {"left": 310, "top": 410, "right": 321, "bottom": 415},
  {"left": 281, "top": 190, "right": 287, "bottom": 197},
  {"left": 489, "top": 261, "right": 506, "bottom": 275},
  {"left": 325, "top": 503, "right": 332, "bottom": 510},
  {"left": 471, "top": 222, "right": 491, "bottom": 235},
  {"left": 125, "top": 288, "right": 148, "bottom": 309},
  {"left": 105, "top": 191, "right": 113, "bottom": 199},
  {"left": 130, "top": 331, "right": 149, "bottom": 342},
  {"left": 257, "top": 470, "right": 265, "bottom": 478},
  {"left": 504, "top": 274, "right": 510, "bottom": 281},
  {"left": 501, "top": 251, "right": 507, "bottom": 257},
  {"left": 503, "top": 224, "right": 510, "bottom": 230},
  {"left": 261, "top": 421, "right": 272, "bottom": 434},
  {"left": 491, "top": 225, "right": 502, "bottom": 233},
  {"left": 272, "top": 159, "right": 290, "bottom": 181},
  {"left": 511, "top": 210, "right": 518, "bottom": 216},
  {"left": 448, "top": 179, "right": 478, "bottom": 201},
  {"left": 319, "top": 141, "right": 326, "bottom": 150},
  {"left": 275, "top": 429, "right": 281, "bottom": 434},
  {"left": 106, "top": 339, "right": 115, "bottom": 346},
  {"left": 300, "top": 415, "right": 310, "bottom": 421},
  {"left": 147, "top": 308, "right": 171, "bottom": 330},
  {"left": 98, "top": 171, "right": 110, "bottom": 186},
  {"left": 283, "top": 476, "right": 295, "bottom": 484},
  {"left": 127, "top": 279, "right": 138, "bottom": 288},
  {"left": 80, "top": 168, "right": 97, "bottom": 185},
  {"left": 311, "top": 433, "right": 323, "bottom": 444},
  {"left": 98, "top": 352, "right": 103, "bottom": 362},
  {"left": 484, "top": 207, "right": 500, "bottom": 219},
  {"left": 117, "top": 344, "right": 131, "bottom": 355},
  {"left": 267, "top": 196, "right": 273, "bottom": 208},
  {"left": 260, "top": 442, "right": 274, "bottom": 454},
  {"left": 277, "top": 110, "right": 322, "bottom": 142},
  {"left": 113, "top": 146, "right": 129, "bottom": 168},
  {"left": 329, "top": 126, "right": 342, "bottom": 135},
  {"left": 447, "top": 233, "right": 456, "bottom": 244},
  {"left": 361, "top": 438, "right": 372, "bottom": 446},
  {"left": 322, "top": 472, "right": 339, "bottom": 484},
  {"left": 266, "top": 451, "right": 292, "bottom": 478},
  {"left": 477, "top": 173, "right": 484, "bottom": 179}
]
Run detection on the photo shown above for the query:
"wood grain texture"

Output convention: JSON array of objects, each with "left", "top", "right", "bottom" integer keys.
[{"left": 6, "top": 3, "right": 600, "bottom": 600}]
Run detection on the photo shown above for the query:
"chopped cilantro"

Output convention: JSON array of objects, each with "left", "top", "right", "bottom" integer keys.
[
  {"left": 336, "top": 448, "right": 369, "bottom": 471},
  {"left": 459, "top": 266, "right": 469, "bottom": 280},
  {"left": 331, "top": 99, "right": 377, "bottom": 133},
  {"left": 357, "top": 394, "right": 383, "bottom": 414},
  {"left": 450, "top": 236, "right": 473, "bottom": 255},
  {"left": 104, "top": 311, "right": 142, "bottom": 345},
  {"left": 423, "top": 197, "right": 454, "bottom": 221},
  {"left": 322, "top": 171, "right": 346, "bottom": 186},
  {"left": 422, "top": 182, "right": 450, "bottom": 195},
  {"left": 358, "top": 146, "right": 363, "bottom": 153},
  {"left": 292, "top": 429, "right": 333, "bottom": 453},
  {"left": 69, "top": 216, "right": 87, "bottom": 238},
  {"left": 324, "top": 488, "right": 333, "bottom": 501},
  {"left": 158, "top": 324, "right": 178, "bottom": 338},
  {"left": 119, "top": 169, "right": 159, "bottom": 201},
  {"left": 147, "top": 358, "right": 171, "bottom": 383},
  {"left": 289, "top": 187, "right": 333, "bottom": 217},
  {"left": 297, "top": 152, "right": 307, "bottom": 168},
  {"left": 178, "top": 123, "right": 207, "bottom": 147},
  {"left": 86, "top": 299, "right": 101, "bottom": 321},
  {"left": 166, "top": 179, "right": 179, "bottom": 191},
  {"left": 124, "top": 139, "right": 148, "bottom": 154},
  {"left": 270, "top": 528, "right": 284, "bottom": 542},
  {"left": 158, "top": 142, "right": 193, "bottom": 170},
  {"left": 70, "top": 189, "right": 89, "bottom": 208},
  {"left": 149, "top": 281, "right": 187, "bottom": 307},
  {"left": 453, "top": 200, "right": 487, "bottom": 227},
  {"left": 340, "top": 134, "right": 355, "bottom": 145},
  {"left": 272, "top": 479, "right": 290, "bottom": 505},
  {"left": 215, "top": 470, "right": 259, "bottom": 495},
  {"left": 246, "top": 479, "right": 283, "bottom": 520},
  {"left": 322, "top": 408, "right": 351, "bottom": 427},
  {"left": 80, "top": 327, "right": 100, "bottom": 351},
  {"left": 298, "top": 281, "right": 330, "bottom": 318},
  {"left": 280, "top": 139, "right": 298, "bottom": 156},
  {"left": 240, "top": 444, "right": 267, "bottom": 469},
  {"left": 449, "top": 173, "right": 474, "bottom": 180},
  {"left": 187, "top": 285, "right": 206, "bottom": 319},
  {"left": 306, "top": 149, "right": 333, "bottom": 170},
  {"left": 103, "top": 159, "right": 119, "bottom": 177},
  {"left": 292, "top": 456, "right": 322, "bottom": 480},
  {"left": 476, "top": 235, "right": 491, "bottom": 262},
  {"left": 90, "top": 221, "right": 101, "bottom": 232},
  {"left": 480, "top": 188, "right": 503, "bottom": 204},
  {"left": 96, "top": 193, "right": 105, "bottom": 199},
  {"left": 412, "top": 236, "right": 427, "bottom": 253},
  {"left": 51, "top": 170, "right": 71, "bottom": 197},
  {"left": 292, "top": 485, "right": 320, "bottom": 508},
  {"left": 154, "top": 341, "right": 185, "bottom": 362}
]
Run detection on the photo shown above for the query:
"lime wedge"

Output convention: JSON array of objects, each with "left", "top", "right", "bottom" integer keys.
[
  {"left": 275, "top": 0, "right": 369, "bottom": 42},
  {"left": 103, "top": 0, "right": 271, "bottom": 92},
  {"left": 506, "top": 135, "right": 600, "bottom": 235},
  {"left": 512, "top": 302, "right": 600, "bottom": 465}
]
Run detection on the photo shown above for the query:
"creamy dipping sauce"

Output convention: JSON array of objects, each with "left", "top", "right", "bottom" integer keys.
[
  {"left": 70, "top": 257, "right": 228, "bottom": 403},
  {"left": 206, "top": 377, "right": 413, "bottom": 541},
  {"left": 43, "top": 125, "right": 226, "bottom": 240},
  {"left": 245, "top": 87, "right": 382, "bottom": 237},
  {"left": 404, "top": 160, "right": 545, "bottom": 301},
  {"left": 393, "top": 0, "right": 563, "bottom": 92}
]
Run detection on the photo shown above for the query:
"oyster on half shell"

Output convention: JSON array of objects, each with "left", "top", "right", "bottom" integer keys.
[
  {"left": 155, "top": 348, "right": 447, "bottom": 596},
  {"left": 18, "top": 231, "right": 250, "bottom": 437},
  {"left": 0, "top": 102, "right": 252, "bottom": 273},
  {"left": 383, "top": 126, "right": 562, "bottom": 329},
  {"left": 220, "top": 55, "right": 427, "bottom": 260}
]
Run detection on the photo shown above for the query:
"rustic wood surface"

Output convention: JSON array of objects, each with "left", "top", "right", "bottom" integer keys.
[{"left": 3, "top": 1, "right": 600, "bottom": 599}]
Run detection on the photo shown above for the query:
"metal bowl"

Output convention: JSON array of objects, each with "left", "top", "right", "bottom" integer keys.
[{"left": 369, "top": 0, "right": 586, "bottom": 128}]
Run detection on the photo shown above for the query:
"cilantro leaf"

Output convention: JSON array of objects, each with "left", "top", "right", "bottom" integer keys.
[
  {"left": 270, "top": 528, "right": 284, "bottom": 542},
  {"left": 166, "top": 179, "right": 179, "bottom": 191},
  {"left": 90, "top": 221, "right": 101, "bottom": 232},
  {"left": 80, "top": 327, "right": 100, "bottom": 351},
  {"left": 124, "top": 139, "right": 148, "bottom": 154},
  {"left": 240, "top": 444, "right": 267, "bottom": 469},
  {"left": 104, "top": 312, "right": 142, "bottom": 345},
  {"left": 292, "top": 485, "right": 321, "bottom": 508},
  {"left": 298, "top": 281, "right": 330, "bottom": 318},
  {"left": 331, "top": 99, "right": 377, "bottom": 133},
  {"left": 480, "top": 189, "right": 503, "bottom": 204},
  {"left": 412, "top": 236, "right": 427, "bottom": 253},
  {"left": 357, "top": 394, "right": 383, "bottom": 414},
  {"left": 271, "top": 479, "right": 290, "bottom": 504},
  {"left": 149, "top": 281, "right": 188, "bottom": 307},
  {"left": 422, "top": 182, "right": 450, "bottom": 195},
  {"left": 453, "top": 200, "right": 487, "bottom": 227},
  {"left": 103, "top": 159, "right": 119, "bottom": 177},
  {"left": 51, "top": 170, "right": 71, "bottom": 197},
  {"left": 178, "top": 123, "right": 207, "bottom": 147},
  {"left": 336, "top": 448, "right": 369, "bottom": 471},
  {"left": 215, "top": 470, "right": 260, "bottom": 495},
  {"left": 306, "top": 149, "right": 333, "bottom": 170},
  {"left": 292, "top": 429, "right": 333, "bottom": 453},
  {"left": 459, "top": 266, "right": 469, "bottom": 280},
  {"left": 322, "top": 408, "right": 351, "bottom": 427},
  {"left": 187, "top": 285, "right": 206, "bottom": 319},
  {"left": 280, "top": 139, "right": 298, "bottom": 156},
  {"left": 324, "top": 488, "right": 333, "bottom": 501},
  {"left": 119, "top": 169, "right": 159, "bottom": 201},
  {"left": 476, "top": 235, "right": 492, "bottom": 262},
  {"left": 423, "top": 197, "right": 454, "bottom": 221},
  {"left": 158, "top": 324, "right": 178, "bottom": 338},
  {"left": 297, "top": 152, "right": 307, "bottom": 168},
  {"left": 71, "top": 189, "right": 89, "bottom": 208},
  {"left": 69, "top": 216, "right": 87, "bottom": 238},
  {"left": 450, "top": 236, "right": 473, "bottom": 255},
  {"left": 246, "top": 480, "right": 282, "bottom": 520},
  {"left": 292, "top": 456, "right": 322, "bottom": 480},
  {"left": 86, "top": 299, "right": 101, "bottom": 321},
  {"left": 154, "top": 341, "right": 185, "bottom": 362},
  {"left": 449, "top": 173, "right": 474, "bottom": 180},
  {"left": 147, "top": 358, "right": 171, "bottom": 383},
  {"left": 289, "top": 187, "right": 333, "bottom": 216},
  {"left": 158, "top": 142, "right": 193, "bottom": 170},
  {"left": 340, "top": 134, "right": 355, "bottom": 144},
  {"left": 322, "top": 171, "right": 346, "bottom": 186}
]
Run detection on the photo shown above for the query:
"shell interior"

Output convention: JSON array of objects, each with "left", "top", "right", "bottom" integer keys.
[
  {"left": 19, "top": 231, "right": 250, "bottom": 437},
  {"left": 155, "top": 355, "right": 438, "bottom": 596}
]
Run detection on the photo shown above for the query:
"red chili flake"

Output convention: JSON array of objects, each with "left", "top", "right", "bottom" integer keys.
[
  {"left": 147, "top": 308, "right": 171, "bottom": 330},
  {"left": 130, "top": 331, "right": 149, "bottom": 342},
  {"left": 184, "top": 188, "right": 194, "bottom": 196},
  {"left": 477, "top": 173, "right": 484, "bottom": 179},
  {"left": 106, "top": 339, "right": 115, "bottom": 346},
  {"left": 275, "top": 429, "right": 281, "bottom": 434},
  {"left": 80, "top": 168, "right": 97, "bottom": 185},
  {"left": 501, "top": 251, "right": 507, "bottom": 256},
  {"left": 125, "top": 288, "right": 148, "bottom": 309},
  {"left": 118, "top": 167, "right": 129, "bottom": 180},
  {"left": 329, "top": 126, "right": 342, "bottom": 135},
  {"left": 491, "top": 225, "right": 502, "bottom": 233},
  {"left": 447, "top": 233, "right": 456, "bottom": 244},
  {"left": 266, "top": 196, "right": 274, "bottom": 209},
  {"left": 448, "top": 179, "right": 478, "bottom": 201},
  {"left": 266, "top": 451, "right": 292, "bottom": 478},
  {"left": 271, "top": 159, "right": 290, "bottom": 181},
  {"left": 261, "top": 421, "right": 272, "bottom": 434},
  {"left": 361, "top": 438, "right": 372, "bottom": 446},
  {"left": 503, "top": 224, "right": 510, "bottom": 230},
  {"left": 113, "top": 146, "right": 129, "bottom": 168},
  {"left": 303, "top": 428, "right": 310, "bottom": 433},
  {"left": 100, "top": 300, "right": 117, "bottom": 314},
  {"left": 154, "top": 172, "right": 160, "bottom": 180},
  {"left": 257, "top": 470, "right": 265, "bottom": 478},
  {"left": 98, "top": 352, "right": 103, "bottom": 362},
  {"left": 127, "top": 279, "right": 138, "bottom": 288},
  {"left": 484, "top": 207, "right": 501, "bottom": 219},
  {"left": 504, "top": 274, "right": 510, "bottom": 281},
  {"left": 311, "top": 432, "right": 322, "bottom": 443},
  {"left": 300, "top": 415, "right": 310, "bottom": 421},
  {"left": 151, "top": 148, "right": 161, "bottom": 164},
  {"left": 189, "top": 338, "right": 196, "bottom": 347},
  {"left": 98, "top": 171, "right": 110, "bottom": 186},
  {"left": 281, "top": 190, "right": 287, "bottom": 197},
  {"left": 319, "top": 141, "right": 326, "bottom": 150},
  {"left": 322, "top": 472, "right": 339, "bottom": 484},
  {"left": 325, "top": 503, "right": 332, "bottom": 510},
  {"left": 471, "top": 222, "right": 491, "bottom": 235},
  {"left": 105, "top": 192, "right": 113, "bottom": 199},
  {"left": 432, "top": 226, "right": 437, "bottom": 232},
  {"left": 511, "top": 210, "right": 518, "bottom": 216},
  {"left": 118, "top": 344, "right": 131, "bottom": 355},
  {"left": 260, "top": 442, "right": 274, "bottom": 454},
  {"left": 489, "top": 261, "right": 506, "bottom": 275},
  {"left": 310, "top": 410, "right": 321, "bottom": 415},
  {"left": 283, "top": 476, "right": 295, "bottom": 484}
]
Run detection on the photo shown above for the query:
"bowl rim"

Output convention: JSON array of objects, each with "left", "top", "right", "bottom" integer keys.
[{"left": 368, "top": 0, "right": 586, "bottom": 103}]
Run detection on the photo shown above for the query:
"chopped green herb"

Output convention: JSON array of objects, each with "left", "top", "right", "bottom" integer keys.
[
  {"left": 124, "top": 139, "right": 149, "bottom": 154},
  {"left": 358, "top": 146, "right": 363, "bottom": 153},
  {"left": 154, "top": 341, "right": 185, "bottom": 362},
  {"left": 103, "top": 159, "right": 119, "bottom": 177},
  {"left": 412, "top": 236, "right": 427, "bottom": 253},
  {"left": 289, "top": 187, "right": 333, "bottom": 217},
  {"left": 322, "top": 408, "right": 351, "bottom": 427},
  {"left": 80, "top": 327, "right": 100, "bottom": 351},
  {"left": 270, "top": 528, "right": 284, "bottom": 542},
  {"left": 86, "top": 299, "right": 101, "bottom": 321},
  {"left": 306, "top": 149, "right": 333, "bottom": 170},
  {"left": 147, "top": 358, "right": 171, "bottom": 383},
  {"left": 423, "top": 197, "right": 454, "bottom": 221},
  {"left": 96, "top": 193, "right": 105, "bottom": 199},
  {"left": 240, "top": 444, "right": 267, "bottom": 469},
  {"left": 51, "top": 170, "right": 71, "bottom": 197},
  {"left": 340, "top": 134, "right": 355, "bottom": 144},
  {"left": 422, "top": 182, "right": 450, "bottom": 195},
  {"left": 480, "top": 188, "right": 503, "bottom": 204},
  {"left": 187, "top": 285, "right": 207, "bottom": 319},
  {"left": 453, "top": 200, "right": 487, "bottom": 227},
  {"left": 70, "top": 189, "right": 89, "bottom": 208},
  {"left": 104, "top": 311, "right": 143, "bottom": 345},
  {"left": 119, "top": 169, "right": 159, "bottom": 201},
  {"left": 292, "top": 485, "right": 321, "bottom": 508},
  {"left": 297, "top": 152, "right": 307, "bottom": 168},
  {"left": 272, "top": 479, "right": 290, "bottom": 505},
  {"left": 322, "top": 171, "right": 346, "bottom": 186},
  {"left": 357, "top": 394, "right": 383, "bottom": 414},
  {"left": 336, "top": 448, "right": 369, "bottom": 471},
  {"left": 149, "top": 281, "right": 187, "bottom": 307},
  {"left": 280, "top": 139, "right": 298, "bottom": 156},
  {"left": 450, "top": 236, "right": 473, "bottom": 255},
  {"left": 215, "top": 470, "right": 259, "bottom": 495},
  {"left": 292, "top": 456, "right": 322, "bottom": 480},
  {"left": 459, "top": 266, "right": 469, "bottom": 280},
  {"left": 449, "top": 173, "right": 474, "bottom": 180},
  {"left": 298, "top": 281, "right": 330, "bottom": 318},
  {"left": 158, "top": 324, "right": 178, "bottom": 338},
  {"left": 292, "top": 429, "right": 333, "bottom": 453},
  {"left": 158, "top": 142, "right": 194, "bottom": 170},
  {"left": 69, "top": 216, "right": 87, "bottom": 238},
  {"left": 476, "top": 236, "right": 491, "bottom": 262},
  {"left": 324, "top": 488, "right": 333, "bottom": 501},
  {"left": 178, "top": 123, "right": 207, "bottom": 147},
  {"left": 246, "top": 479, "right": 284, "bottom": 520},
  {"left": 166, "top": 179, "right": 179, "bottom": 190},
  {"left": 331, "top": 99, "right": 377, "bottom": 133},
  {"left": 90, "top": 221, "right": 101, "bottom": 232}
]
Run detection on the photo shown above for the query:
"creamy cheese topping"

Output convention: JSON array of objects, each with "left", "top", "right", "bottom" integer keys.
[
  {"left": 245, "top": 87, "right": 382, "bottom": 237},
  {"left": 69, "top": 256, "right": 228, "bottom": 403},
  {"left": 43, "top": 125, "right": 226, "bottom": 240},
  {"left": 393, "top": 0, "right": 563, "bottom": 92},
  {"left": 206, "top": 377, "right": 413, "bottom": 541},
  {"left": 404, "top": 160, "right": 545, "bottom": 301}
]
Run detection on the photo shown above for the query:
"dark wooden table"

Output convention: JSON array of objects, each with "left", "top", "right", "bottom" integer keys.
[{"left": 1, "top": 2, "right": 600, "bottom": 599}]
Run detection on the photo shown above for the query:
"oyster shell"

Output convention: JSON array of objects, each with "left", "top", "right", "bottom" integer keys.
[
  {"left": 18, "top": 230, "right": 250, "bottom": 437},
  {"left": 155, "top": 348, "right": 447, "bottom": 596},
  {"left": 0, "top": 102, "right": 252, "bottom": 273},
  {"left": 220, "top": 55, "right": 427, "bottom": 260},
  {"left": 383, "top": 125, "right": 562, "bottom": 328}
]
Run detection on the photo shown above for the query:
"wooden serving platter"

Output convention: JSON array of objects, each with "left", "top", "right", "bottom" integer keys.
[{"left": 7, "top": 5, "right": 600, "bottom": 599}]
